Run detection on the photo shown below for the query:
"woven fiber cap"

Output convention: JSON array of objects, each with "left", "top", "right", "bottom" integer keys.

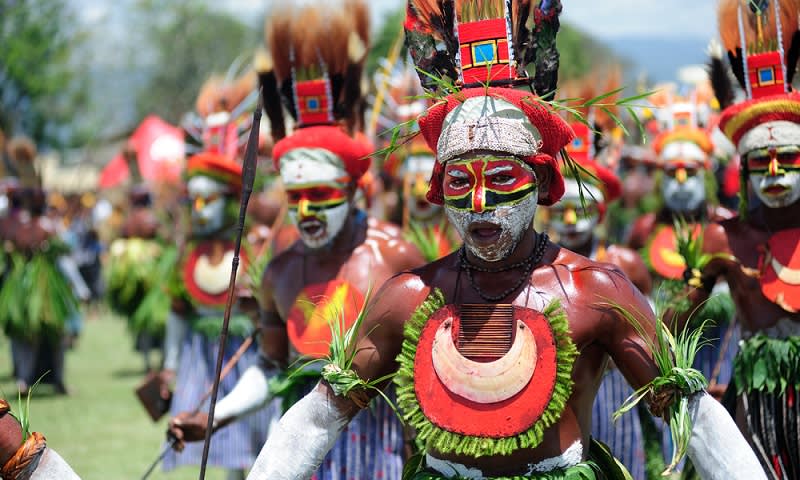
[{"left": 419, "top": 87, "right": 574, "bottom": 206}]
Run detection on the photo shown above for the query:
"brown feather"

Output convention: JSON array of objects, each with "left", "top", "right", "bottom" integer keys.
[
  {"left": 719, "top": 0, "right": 745, "bottom": 53},
  {"left": 223, "top": 71, "right": 257, "bottom": 112},
  {"left": 777, "top": 0, "right": 798, "bottom": 52},
  {"left": 410, "top": 0, "right": 444, "bottom": 30},
  {"left": 194, "top": 76, "right": 223, "bottom": 118},
  {"left": 8, "top": 137, "right": 36, "bottom": 165},
  {"left": 265, "top": 8, "right": 294, "bottom": 83},
  {"left": 345, "top": 0, "right": 370, "bottom": 47}
]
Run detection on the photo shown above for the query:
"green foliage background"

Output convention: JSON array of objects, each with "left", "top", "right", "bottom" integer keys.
[{"left": 0, "top": 0, "right": 89, "bottom": 146}]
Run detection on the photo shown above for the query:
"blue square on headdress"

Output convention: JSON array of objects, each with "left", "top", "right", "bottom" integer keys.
[
  {"left": 572, "top": 138, "right": 583, "bottom": 149},
  {"left": 473, "top": 43, "right": 496, "bottom": 64},
  {"left": 759, "top": 67, "right": 775, "bottom": 84},
  {"left": 306, "top": 97, "right": 320, "bottom": 111}
]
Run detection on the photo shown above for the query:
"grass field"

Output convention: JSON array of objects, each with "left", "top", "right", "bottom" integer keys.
[{"left": 0, "top": 306, "right": 231, "bottom": 480}]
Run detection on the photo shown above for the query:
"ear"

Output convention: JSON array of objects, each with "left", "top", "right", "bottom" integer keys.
[
  {"left": 533, "top": 164, "right": 552, "bottom": 204},
  {"left": 346, "top": 181, "right": 358, "bottom": 201}
]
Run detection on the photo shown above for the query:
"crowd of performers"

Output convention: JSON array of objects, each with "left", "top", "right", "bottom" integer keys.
[{"left": 1, "top": 0, "right": 800, "bottom": 479}]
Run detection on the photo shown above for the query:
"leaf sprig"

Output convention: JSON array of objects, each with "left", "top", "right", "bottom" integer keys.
[
  {"left": 601, "top": 297, "right": 709, "bottom": 475},
  {"left": 297, "top": 286, "right": 402, "bottom": 418}
]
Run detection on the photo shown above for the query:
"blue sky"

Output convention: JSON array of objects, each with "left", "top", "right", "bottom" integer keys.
[{"left": 76, "top": 0, "right": 718, "bottom": 40}]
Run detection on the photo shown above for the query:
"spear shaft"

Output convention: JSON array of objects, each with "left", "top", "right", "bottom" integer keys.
[{"left": 197, "top": 98, "right": 263, "bottom": 480}]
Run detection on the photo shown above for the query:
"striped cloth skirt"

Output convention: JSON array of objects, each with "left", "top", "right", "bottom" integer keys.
[
  {"left": 591, "top": 367, "right": 646, "bottom": 480},
  {"left": 162, "top": 331, "right": 282, "bottom": 471}
]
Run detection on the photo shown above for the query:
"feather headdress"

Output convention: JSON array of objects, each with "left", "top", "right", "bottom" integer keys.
[
  {"left": 405, "top": 0, "right": 562, "bottom": 95},
  {"left": 263, "top": 0, "right": 370, "bottom": 138},
  {"left": 183, "top": 64, "right": 259, "bottom": 159},
  {"left": 718, "top": 0, "right": 799, "bottom": 99},
  {"left": 7, "top": 136, "right": 39, "bottom": 189},
  {"left": 265, "top": 0, "right": 374, "bottom": 183},
  {"left": 404, "top": 0, "right": 573, "bottom": 206},
  {"left": 717, "top": 0, "right": 800, "bottom": 216}
]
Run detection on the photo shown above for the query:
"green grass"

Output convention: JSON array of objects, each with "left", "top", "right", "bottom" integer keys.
[{"left": 0, "top": 306, "right": 229, "bottom": 480}]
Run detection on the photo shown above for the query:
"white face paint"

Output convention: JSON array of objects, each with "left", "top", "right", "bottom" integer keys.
[
  {"left": 446, "top": 193, "right": 537, "bottom": 262},
  {"left": 403, "top": 155, "right": 441, "bottom": 221},
  {"left": 281, "top": 147, "right": 353, "bottom": 250},
  {"left": 550, "top": 179, "right": 602, "bottom": 250},
  {"left": 751, "top": 171, "right": 800, "bottom": 208},
  {"left": 287, "top": 202, "right": 350, "bottom": 249},
  {"left": 661, "top": 166, "right": 706, "bottom": 213},
  {"left": 443, "top": 157, "right": 539, "bottom": 263},
  {"left": 736, "top": 122, "right": 800, "bottom": 209},
  {"left": 187, "top": 176, "right": 228, "bottom": 236}
]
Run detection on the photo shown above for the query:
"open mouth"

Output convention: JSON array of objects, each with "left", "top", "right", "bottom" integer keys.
[
  {"left": 763, "top": 184, "right": 789, "bottom": 196},
  {"left": 416, "top": 199, "right": 430, "bottom": 211},
  {"left": 299, "top": 219, "right": 325, "bottom": 237},
  {"left": 468, "top": 221, "right": 502, "bottom": 246}
]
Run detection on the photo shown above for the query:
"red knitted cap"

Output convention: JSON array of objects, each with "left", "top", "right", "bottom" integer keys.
[
  {"left": 419, "top": 88, "right": 573, "bottom": 206},
  {"left": 272, "top": 125, "right": 373, "bottom": 181}
]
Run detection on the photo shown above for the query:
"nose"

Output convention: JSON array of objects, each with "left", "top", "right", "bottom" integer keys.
[
  {"left": 413, "top": 175, "right": 427, "bottom": 197},
  {"left": 471, "top": 184, "right": 485, "bottom": 213},
  {"left": 193, "top": 197, "right": 205, "bottom": 211},
  {"left": 768, "top": 156, "right": 780, "bottom": 177},
  {"left": 564, "top": 207, "right": 577, "bottom": 226},
  {"left": 298, "top": 198, "right": 311, "bottom": 218},
  {"left": 675, "top": 168, "right": 688, "bottom": 184}
]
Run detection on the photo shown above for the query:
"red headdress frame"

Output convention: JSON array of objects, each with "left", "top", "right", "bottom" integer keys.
[
  {"left": 186, "top": 152, "right": 244, "bottom": 193},
  {"left": 419, "top": 87, "right": 574, "bottom": 206}
]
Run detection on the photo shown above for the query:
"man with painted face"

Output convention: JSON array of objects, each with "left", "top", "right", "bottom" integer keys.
[
  {"left": 242, "top": 1, "right": 764, "bottom": 479},
  {"left": 549, "top": 144, "right": 652, "bottom": 479},
  {"left": 677, "top": 2, "right": 800, "bottom": 478},
  {"left": 552, "top": 125, "right": 652, "bottom": 295},
  {"left": 160, "top": 66, "right": 282, "bottom": 479},
  {"left": 386, "top": 136, "right": 455, "bottom": 260},
  {"left": 374, "top": 64, "right": 454, "bottom": 258},
  {"left": 627, "top": 127, "right": 733, "bottom": 262},
  {"left": 160, "top": 152, "right": 277, "bottom": 479},
  {"left": 168, "top": 3, "right": 424, "bottom": 478}
]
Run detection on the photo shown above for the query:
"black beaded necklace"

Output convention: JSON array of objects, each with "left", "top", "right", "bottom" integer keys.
[{"left": 459, "top": 232, "right": 549, "bottom": 302}]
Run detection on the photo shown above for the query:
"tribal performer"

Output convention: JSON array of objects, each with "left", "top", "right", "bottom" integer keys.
[
  {"left": 0, "top": 137, "right": 90, "bottom": 396},
  {"left": 374, "top": 64, "right": 456, "bottom": 260},
  {"left": 106, "top": 142, "right": 174, "bottom": 372},
  {"left": 0, "top": 398, "right": 81, "bottom": 479},
  {"left": 679, "top": 1, "right": 800, "bottom": 478},
  {"left": 244, "top": 1, "right": 765, "bottom": 479},
  {"left": 159, "top": 70, "right": 276, "bottom": 479},
  {"left": 628, "top": 121, "right": 738, "bottom": 368},
  {"left": 550, "top": 138, "right": 652, "bottom": 479},
  {"left": 168, "top": 2, "right": 424, "bottom": 478},
  {"left": 625, "top": 106, "right": 740, "bottom": 475}
]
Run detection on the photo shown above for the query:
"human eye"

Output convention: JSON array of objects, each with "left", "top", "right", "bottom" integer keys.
[{"left": 490, "top": 174, "right": 515, "bottom": 185}]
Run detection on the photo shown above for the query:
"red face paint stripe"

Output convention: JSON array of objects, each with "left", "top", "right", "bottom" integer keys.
[{"left": 469, "top": 160, "right": 486, "bottom": 213}]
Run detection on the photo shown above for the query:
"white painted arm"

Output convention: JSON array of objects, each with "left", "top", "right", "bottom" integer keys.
[
  {"left": 56, "top": 256, "right": 91, "bottom": 301},
  {"left": 213, "top": 364, "right": 273, "bottom": 426},
  {"left": 686, "top": 392, "right": 766, "bottom": 480},
  {"left": 163, "top": 311, "right": 188, "bottom": 372},
  {"left": 30, "top": 448, "right": 81, "bottom": 480},
  {"left": 246, "top": 384, "right": 350, "bottom": 480}
]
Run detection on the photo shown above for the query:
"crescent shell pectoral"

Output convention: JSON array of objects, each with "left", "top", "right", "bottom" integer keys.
[
  {"left": 659, "top": 247, "right": 686, "bottom": 268},
  {"left": 431, "top": 319, "right": 537, "bottom": 404},
  {"left": 193, "top": 251, "right": 236, "bottom": 295},
  {"left": 771, "top": 256, "right": 800, "bottom": 285}
]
